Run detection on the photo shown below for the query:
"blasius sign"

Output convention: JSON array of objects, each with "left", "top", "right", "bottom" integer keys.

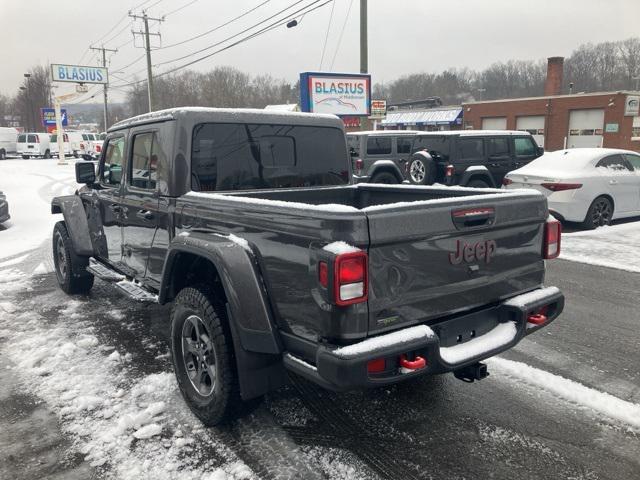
[
  {"left": 51, "top": 64, "right": 108, "bottom": 84},
  {"left": 300, "top": 72, "right": 371, "bottom": 116}
]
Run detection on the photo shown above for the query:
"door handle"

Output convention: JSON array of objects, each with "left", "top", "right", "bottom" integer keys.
[
  {"left": 609, "top": 180, "right": 618, "bottom": 185},
  {"left": 136, "top": 210, "right": 154, "bottom": 220}
]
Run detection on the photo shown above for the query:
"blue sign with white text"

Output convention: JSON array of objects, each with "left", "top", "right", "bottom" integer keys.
[{"left": 41, "top": 108, "right": 68, "bottom": 127}]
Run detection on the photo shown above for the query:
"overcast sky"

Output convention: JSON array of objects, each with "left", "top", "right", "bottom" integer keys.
[{"left": 2, "top": 0, "right": 639, "bottom": 102}]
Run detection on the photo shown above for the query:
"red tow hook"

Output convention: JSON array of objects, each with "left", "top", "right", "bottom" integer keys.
[
  {"left": 399, "top": 354, "right": 426, "bottom": 371},
  {"left": 527, "top": 313, "right": 548, "bottom": 325}
]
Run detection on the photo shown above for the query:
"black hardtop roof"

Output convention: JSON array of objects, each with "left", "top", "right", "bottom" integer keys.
[{"left": 108, "top": 107, "right": 344, "bottom": 132}]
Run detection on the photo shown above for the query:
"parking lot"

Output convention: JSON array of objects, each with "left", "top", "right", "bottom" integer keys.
[{"left": 0, "top": 158, "right": 638, "bottom": 480}]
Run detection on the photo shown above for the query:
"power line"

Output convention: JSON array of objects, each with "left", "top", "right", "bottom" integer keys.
[
  {"left": 110, "top": 0, "right": 333, "bottom": 89},
  {"left": 100, "top": 20, "right": 133, "bottom": 47},
  {"left": 154, "top": 0, "right": 312, "bottom": 67},
  {"left": 89, "top": 13, "right": 129, "bottom": 46},
  {"left": 160, "top": 0, "right": 272, "bottom": 49},
  {"left": 164, "top": 0, "right": 200, "bottom": 17},
  {"left": 318, "top": 0, "right": 336, "bottom": 70},
  {"left": 329, "top": 0, "right": 354, "bottom": 71}
]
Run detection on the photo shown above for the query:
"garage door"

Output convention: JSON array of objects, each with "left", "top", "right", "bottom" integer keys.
[
  {"left": 482, "top": 117, "right": 507, "bottom": 130},
  {"left": 516, "top": 115, "right": 545, "bottom": 148},
  {"left": 568, "top": 109, "right": 604, "bottom": 148}
]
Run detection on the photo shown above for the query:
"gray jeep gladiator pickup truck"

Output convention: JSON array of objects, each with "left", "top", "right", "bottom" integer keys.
[{"left": 51, "top": 108, "right": 565, "bottom": 425}]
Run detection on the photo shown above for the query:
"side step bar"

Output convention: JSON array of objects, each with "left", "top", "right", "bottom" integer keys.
[{"left": 87, "top": 258, "right": 157, "bottom": 303}]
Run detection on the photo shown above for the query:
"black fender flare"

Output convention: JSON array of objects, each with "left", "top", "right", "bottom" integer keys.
[
  {"left": 161, "top": 233, "right": 287, "bottom": 400},
  {"left": 159, "top": 232, "right": 282, "bottom": 355},
  {"left": 51, "top": 195, "right": 94, "bottom": 256},
  {"left": 459, "top": 167, "right": 496, "bottom": 188},
  {"left": 367, "top": 160, "right": 404, "bottom": 182}
]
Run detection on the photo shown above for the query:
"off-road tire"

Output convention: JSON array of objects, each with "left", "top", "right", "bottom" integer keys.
[
  {"left": 582, "top": 196, "right": 613, "bottom": 230},
  {"left": 370, "top": 171, "right": 399, "bottom": 184},
  {"left": 170, "top": 285, "right": 241, "bottom": 426},
  {"left": 466, "top": 178, "right": 491, "bottom": 188},
  {"left": 52, "top": 221, "right": 94, "bottom": 294},
  {"left": 407, "top": 154, "right": 436, "bottom": 185},
  {"left": 43, "top": 150, "right": 51, "bottom": 159}
]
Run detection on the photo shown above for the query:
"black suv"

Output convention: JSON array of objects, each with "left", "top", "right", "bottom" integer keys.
[
  {"left": 347, "top": 130, "right": 420, "bottom": 184},
  {"left": 406, "top": 130, "right": 544, "bottom": 188}
]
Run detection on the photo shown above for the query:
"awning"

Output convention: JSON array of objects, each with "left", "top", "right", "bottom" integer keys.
[{"left": 381, "top": 108, "right": 462, "bottom": 126}]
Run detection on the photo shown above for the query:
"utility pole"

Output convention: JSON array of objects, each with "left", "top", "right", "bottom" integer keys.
[
  {"left": 130, "top": 11, "right": 163, "bottom": 112},
  {"left": 90, "top": 45, "right": 117, "bottom": 130},
  {"left": 360, "top": 0, "right": 367, "bottom": 74}
]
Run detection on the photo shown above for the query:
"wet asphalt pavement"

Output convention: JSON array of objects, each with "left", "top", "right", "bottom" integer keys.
[{"left": 0, "top": 252, "right": 639, "bottom": 480}]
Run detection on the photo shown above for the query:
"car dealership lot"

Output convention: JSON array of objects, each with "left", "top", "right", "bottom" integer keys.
[{"left": 0, "top": 159, "right": 639, "bottom": 479}]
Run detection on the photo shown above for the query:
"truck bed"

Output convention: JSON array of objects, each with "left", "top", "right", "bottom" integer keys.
[{"left": 180, "top": 184, "right": 547, "bottom": 342}]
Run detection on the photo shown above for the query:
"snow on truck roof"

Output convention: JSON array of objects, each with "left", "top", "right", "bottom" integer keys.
[{"left": 109, "top": 107, "right": 343, "bottom": 132}]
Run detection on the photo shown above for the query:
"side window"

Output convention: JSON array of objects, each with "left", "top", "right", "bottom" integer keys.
[
  {"left": 130, "top": 132, "right": 162, "bottom": 190},
  {"left": 623, "top": 154, "right": 640, "bottom": 170},
  {"left": 595, "top": 155, "right": 632, "bottom": 172},
  {"left": 397, "top": 137, "right": 413, "bottom": 154},
  {"left": 101, "top": 136, "right": 125, "bottom": 186},
  {"left": 366, "top": 136, "right": 392, "bottom": 155},
  {"left": 457, "top": 138, "right": 484, "bottom": 160},
  {"left": 82, "top": 134, "right": 89, "bottom": 141},
  {"left": 514, "top": 137, "right": 537, "bottom": 156},
  {"left": 488, "top": 138, "right": 509, "bottom": 157}
]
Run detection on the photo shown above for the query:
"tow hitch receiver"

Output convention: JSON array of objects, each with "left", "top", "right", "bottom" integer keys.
[{"left": 454, "top": 362, "right": 489, "bottom": 383}]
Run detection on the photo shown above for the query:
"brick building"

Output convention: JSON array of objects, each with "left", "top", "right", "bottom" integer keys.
[{"left": 462, "top": 57, "right": 640, "bottom": 152}]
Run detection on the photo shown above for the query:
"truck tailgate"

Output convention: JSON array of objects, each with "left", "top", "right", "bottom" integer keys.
[{"left": 364, "top": 192, "right": 547, "bottom": 335}]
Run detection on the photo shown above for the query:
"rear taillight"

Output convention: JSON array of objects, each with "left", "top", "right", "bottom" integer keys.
[
  {"left": 96, "top": 144, "right": 102, "bottom": 152},
  {"left": 80, "top": 143, "right": 85, "bottom": 150},
  {"left": 543, "top": 219, "right": 561, "bottom": 259},
  {"left": 502, "top": 177, "right": 513, "bottom": 186},
  {"left": 355, "top": 158, "right": 363, "bottom": 175},
  {"left": 541, "top": 183, "right": 582, "bottom": 192},
  {"left": 445, "top": 164, "right": 454, "bottom": 177},
  {"left": 367, "top": 358, "right": 385, "bottom": 373},
  {"left": 334, "top": 252, "right": 368, "bottom": 306}
]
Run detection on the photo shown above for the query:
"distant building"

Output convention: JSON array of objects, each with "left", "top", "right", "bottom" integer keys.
[
  {"left": 462, "top": 57, "right": 640, "bottom": 152},
  {"left": 378, "top": 98, "right": 463, "bottom": 131}
]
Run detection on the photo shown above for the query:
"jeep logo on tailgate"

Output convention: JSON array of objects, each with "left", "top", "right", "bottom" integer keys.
[{"left": 449, "top": 239, "right": 497, "bottom": 265}]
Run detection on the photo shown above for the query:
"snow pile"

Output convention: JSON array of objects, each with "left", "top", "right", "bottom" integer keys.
[
  {"left": 322, "top": 241, "right": 361, "bottom": 255},
  {"left": 0, "top": 286, "right": 255, "bottom": 479},
  {"left": 332, "top": 325, "right": 435, "bottom": 358},
  {"left": 439, "top": 322, "right": 517, "bottom": 364},
  {"left": 560, "top": 222, "right": 640, "bottom": 273},
  {"left": 489, "top": 357, "right": 640, "bottom": 430},
  {"left": 0, "top": 159, "right": 76, "bottom": 260}
]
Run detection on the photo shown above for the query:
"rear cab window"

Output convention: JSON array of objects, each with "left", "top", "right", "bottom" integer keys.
[
  {"left": 366, "top": 136, "right": 392, "bottom": 155},
  {"left": 191, "top": 123, "right": 349, "bottom": 192}
]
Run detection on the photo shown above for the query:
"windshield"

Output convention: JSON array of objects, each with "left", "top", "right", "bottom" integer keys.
[{"left": 191, "top": 123, "right": 349, "bottom": 191}]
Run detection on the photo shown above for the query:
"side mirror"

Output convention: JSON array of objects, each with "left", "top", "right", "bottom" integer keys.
[{"left": 75, "top": 161, "right": 96, "bottom": 184}]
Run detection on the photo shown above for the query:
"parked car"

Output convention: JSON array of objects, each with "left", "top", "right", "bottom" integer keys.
[
  {"left": 16, "top": 132, "right": 51, "bottom": 159},
  {"left": 51, "top": 107, "right": 564, "bottom": 426},
  {"left": 504, "top": 148, "right": 640, "bottom": 229},
  {"left": 0, "top": 191, "right": 9, "bottom": 223},
  {"left": 0, "top": 126, "right": 18, "bottom": 159},
  {"left": 406, "top": 130, "right": 544, "bottom": 188},
  {"left": 50, "top": 133, "right": 72, "bottom": 157},
  {"left": 347, "top": 130, "right": 420, "bottom": 183}
]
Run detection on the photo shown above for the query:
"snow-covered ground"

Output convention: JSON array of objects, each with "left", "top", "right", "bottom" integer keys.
[{"left": 561, "top": 221, "right": 640, "bottom": 273}]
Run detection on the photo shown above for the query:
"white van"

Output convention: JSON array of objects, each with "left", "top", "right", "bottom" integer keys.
[
  {"left": 50, "top": 133, "right": 72, "bottom": 157},
  {"left": 16, "top": 133, "right": 51, "bottom": 159},
  {"left": 0, "top": 127, "right": 18, "bottom": 159}
]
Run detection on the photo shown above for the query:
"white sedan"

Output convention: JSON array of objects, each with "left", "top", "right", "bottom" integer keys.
[{"left": 503, "top": 148, "right": 640, "bottom": 229}]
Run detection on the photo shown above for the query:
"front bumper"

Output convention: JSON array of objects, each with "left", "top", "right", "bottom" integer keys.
[{"left": 284, "top": 286, "right": 564, "bottom": 390}]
